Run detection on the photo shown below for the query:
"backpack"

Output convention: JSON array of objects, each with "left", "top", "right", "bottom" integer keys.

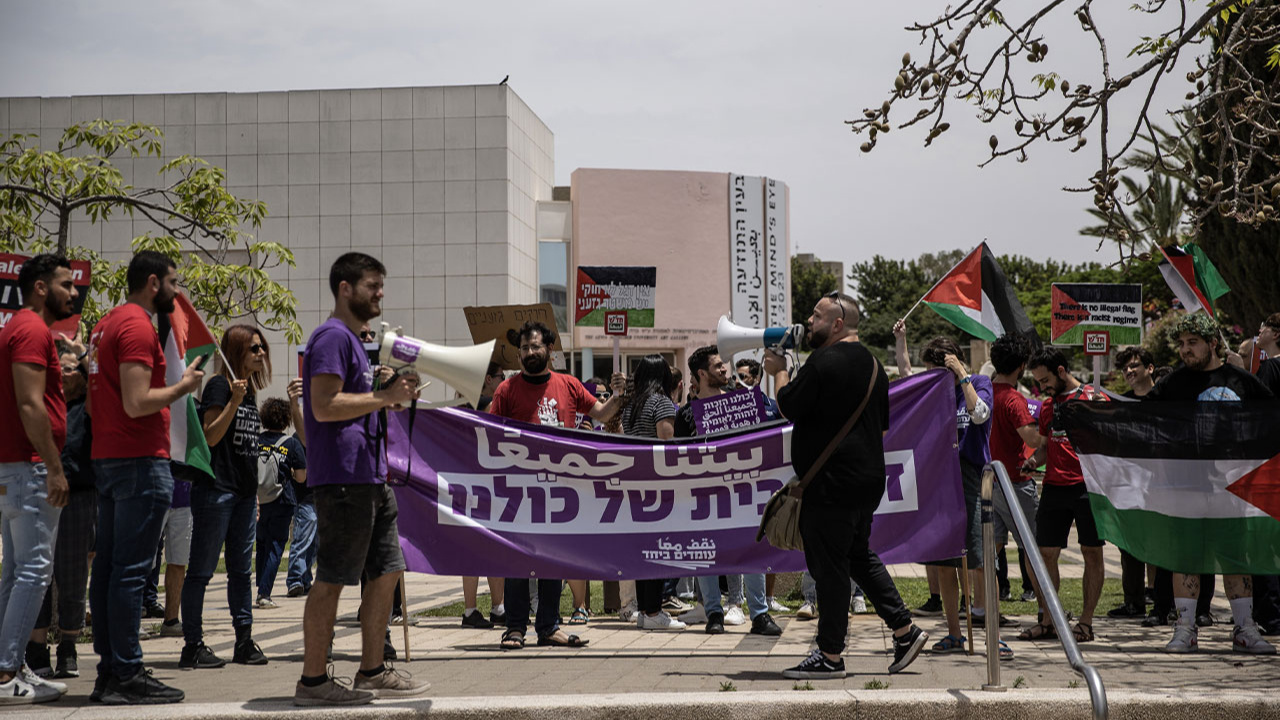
[{"left": 257, "top": 436, "right": 289, "bottom": 504}]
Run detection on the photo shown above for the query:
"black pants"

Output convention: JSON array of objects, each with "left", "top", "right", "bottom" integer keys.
[
  {"left": 636, "top": 580, "right": 664, "bottom": 615},
  {"left": 1119, "top": 550, "right": 1147, "bottom": 609},
  {"left": 1153, "top": 568, "right": 1213, "bottom": 617},
  {"left": 800, "top": 501, "right": 911, "bottom": 655}
]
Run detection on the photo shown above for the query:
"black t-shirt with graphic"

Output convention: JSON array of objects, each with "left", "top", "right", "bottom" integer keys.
[
  {"left": 1146, "top": 363, "right": 1274, "bottom": 402},
  {"left": 201, "top": 375, "right": 263, "bottom": 497}
]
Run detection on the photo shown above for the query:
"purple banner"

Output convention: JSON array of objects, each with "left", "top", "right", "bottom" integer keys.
[
  {"left": 692, "top": 387, "right": 767, "bottom": 435},
  {"left": 388, "top": 368, "right": 965, "bottom": 578}
]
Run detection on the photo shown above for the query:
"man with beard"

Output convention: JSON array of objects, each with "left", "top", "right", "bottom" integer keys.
[
  {"left": 87, "top": 251, "right": 203, "bottom": 705},
  {"left": 1145, "top": 314, "right": 1275, "bottom": 655},
  {"left": 0, "top": 254, "right": 77, "bottom": 704},
  {"left": 296, "top": 253, "right": 428, "bottom": 705},
  {"left": 490, "top": 320, "right": 624, "bottom": 650},
  {"left": 764, "top": 292, "right": 927, "bottom": 679}
]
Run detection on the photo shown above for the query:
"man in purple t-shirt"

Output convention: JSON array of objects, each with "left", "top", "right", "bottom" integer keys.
[{"left": 294, "top": 253, "right": 428, "bottom": 706}]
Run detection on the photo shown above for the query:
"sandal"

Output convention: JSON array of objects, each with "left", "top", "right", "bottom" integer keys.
[
  {"left": 931, "top": 634, "right": 966, "bottom": 653},
  {"left": 499, "top": 629, "right": 525, "bottom": 650},
  {"left": 1072, "top": 622, "right": 1094, "bottom": 643},
  {"left": 536, "top": 630, "right": 589, "bottom": 648},
  {"left": 568, "top": 607, "right": 590, "bottom": 625},
  {"left": 1017, "top": 622, "right": 1057, "bottom": 641},
  {"left": 998, "top": 639, "right": 1014, "bottom": 661}
]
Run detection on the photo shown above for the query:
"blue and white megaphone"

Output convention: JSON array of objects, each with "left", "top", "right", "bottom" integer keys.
[{"left": 716, "top": 315, "right": 805, "bottom": 357}]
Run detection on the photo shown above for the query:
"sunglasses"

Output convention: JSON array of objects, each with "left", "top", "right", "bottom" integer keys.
[
  {"left": 825, "top": 290, "right": 845, "bottom": 321},
  {"left": 359, "top": 331, "right": 376, "bottom": 341},
  {"left": 249, "top": 343, "right": 266, "bottom": 354}
]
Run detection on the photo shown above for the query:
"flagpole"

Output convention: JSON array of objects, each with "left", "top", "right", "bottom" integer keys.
[
  {"left": 899, "top": 241, "right": 984, "bottom": 324},
  {"left": 215, "top": 344, "right": 239, "bottom": 382}
]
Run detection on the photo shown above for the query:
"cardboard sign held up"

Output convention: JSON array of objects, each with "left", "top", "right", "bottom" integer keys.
[{"left": 463, "top": 303, "right": 561, "bottom": 371}]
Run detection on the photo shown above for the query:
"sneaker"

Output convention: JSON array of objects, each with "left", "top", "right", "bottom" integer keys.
[
  {"left": 294, "top": 676, "right": 374, "bottom": 706},
  {"left": 890, "top": 626, "right": 929, "bottom": 673},
  {"left": 796, "top": 602, "right": 817, "bottom": 620},
  {"left": 100, "top": 667, "right": 184, "bottom": 705},
  {"left": 999, "top": 587, "right": 1012, "bottom": 602},
  {"left": 1232, "top": 625, "right": 1277, "bottom": 655},
  {"left": 489, "top": 610, "right": 507, "bottom": 625},
  {"left": 353, "top": 665, "right": 431, "bottom": 698},
  {"left": 678, "top": 591, "right": 697, "bottom": 602},
  {"left": 1107, "top": 603, "right": 1146, "bottom": 619},
  {"left": 618, "top": 601, "right": 638, "bottom": 623},
  {"left": 53, "top": 644, "right": 78, "bottom": 679},
  {"left": 143, "top": 602, "right": 166, "bottom": 619},
  {"left": 1196, "top": 613, "right": 1215, "bottom": 628},
  {"left": 768, "top": 596, "right": 790, "bottom": 614},
  {"left": 390, "top": 614, "right": 404, "bottom": 625},
  {"left": 462, "top": 609, "right": 494, "bottom": 629},
  {"left": 1020, "top": 590, "right": 1037, "bottom": 602},
  {"left": 287, "top": 585, "right": 307, "bottom": 598},
  {"left": 661, "top": 596, "right": 691, "bottom": 613},
  {"left": 256, "top": 596, "right": 279, "bottom": 610},
  {"left": 89, "top": 673, "right": 108, "bottom": 703},
  {"left": 681, "top": 603, "right": 707, "bottom": 625},
  {"left": 724, "top": 606, "right": 747, "bottom": 626},
  {"left": 750, "top": 613, "right": 782, "bottom": 636},
  {"left": 915, "top": 596, "right": 943, "bottom": 616},
  {"left": 1142, "top": 610, "right": 1168, "bottom": 628},
  {"left": 637, "top": 611, "right": 686, "bottom": 631},
  {"left": 782, "top": 648, "right": 846, "bottom": 679},
  {"left": 1164, "top": 624, "right": 1198, "bottom": 653},
  {"left": 19, "top": 665, "right": 66, "bottom": 696},
  {"left": 233, "top": 639, "right": 268, "bottom": 665},
  {"left": 25, "top": 643, "right": 51, "bottom": 678},
  {"left": 0, "top": 674, "right": 56, "bottom": 705},
  {"left": 851, "top": 596, "right": 868, "bottom": 614},
  {"left": 705, "top": 611, "right": 725, "bottom": 635},
  {"left": 160, "top": 619, "right": 184, "bottom": 637},
  {"left": 179, "top": 642, "right": 226, "bottom": 670}
]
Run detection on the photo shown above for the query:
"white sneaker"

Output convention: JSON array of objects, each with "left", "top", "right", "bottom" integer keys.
[
  {"left": 796, "top": 602, "right": 818, "bottom": 620},
  {"left": 724, "top": 606, "right": 747, "bottom": 626},
  {"left": 618, "top": 601, "right": 638, "bottom": 623},
  {"left": 681, "top": 603, "right": 707, "bottom": 624},
  {"left": 20, "top": 665, "right": 66, "bottom": 696},
  {"left": 637, "top": 611, "right": 686, "bottom": 631},
  {"left": 768, "top": 596, "right": 789, "bottom": 614},
  {"left": 1232, "top": 625, "right": 1277, "bottom": 655},
  {"left": 256, "top": 596, "right": 279, "bottom": 610},
  {"left": 851, "top": 596, "right": 868, "bottom": 614},
  {"left": 0, "top": 673, "right": 58, "bottom": 704},
  {"left": 1164, "top": 624, "right": 1198, "bottom": 653}
]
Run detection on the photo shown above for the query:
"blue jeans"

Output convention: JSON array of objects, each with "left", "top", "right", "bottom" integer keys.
[
  {"left": 286, "top": 502, "right": 317, "bottom": 592},
  {"left": 504, "top": 578, "right": 561, "bottom": 639},
  {"left": 698, "top": 573, "right": 768, "bottom": 620},
  {"left": 255, "top": 501, "right": 294, "bottom": 599},
  {"left": 182, "top": 485, "right": 256, "bottom": 645},
  {"left": 90, "top": 457, "right": 172, "bottom": 680},
  {"left": 0, "top": 462, "right": 61, "bottom": 672}
]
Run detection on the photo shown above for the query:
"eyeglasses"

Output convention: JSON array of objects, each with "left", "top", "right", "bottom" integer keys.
[
  {"left": 359, "top": 331, "right": 375, "bottom": 341},
  {"left": 737, "top": 373, "right": 754, "bottom": 381},
  {"left": 825, "top": 290, "right": 845, "bottom": 321},
  {"left": 249, "top": 344, "right": 266, "bottom": 354}
]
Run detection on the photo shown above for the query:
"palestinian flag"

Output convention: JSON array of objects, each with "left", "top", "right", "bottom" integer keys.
[
  {"left": 1058, "top": 400, "right": 1280, "bottom": 574},
  {"left": 1157, "top": 243, "right": 1229, "bottom": 314},
  {"left": 158, "top": 292, "right": 216, "bottom": 479},
  {"left": 920, "top": 243, "right": 1039, "bottom": 345}
]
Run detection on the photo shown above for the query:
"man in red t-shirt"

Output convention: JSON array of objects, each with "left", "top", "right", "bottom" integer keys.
[
  {"left": 489, "top": 320, "right": 624, "bottom": 651},
  {"left": 1019, "top": 347, "right": 1106, "bottom": 644},
  {"left": 0, "top": 254, "right": 77, "bottom": 705},
  {"left": 86, "top": 251, "right": 203, "bottom": 706},
  {"left": 987, "top": 334, "right": 1044, "bottom": 605}
]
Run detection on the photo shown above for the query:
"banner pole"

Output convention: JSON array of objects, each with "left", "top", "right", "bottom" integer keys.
[
  {"left": 961, "top": 557, "right": 974, "bottom": 655},
  {"left": 612, "top": 337, "right": 621, "bottom": 374},
  {"left": 400, "top": 579, "right": 411, "bottom": 662}
]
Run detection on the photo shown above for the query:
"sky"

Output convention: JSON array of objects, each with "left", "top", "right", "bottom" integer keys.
[{"left": 1, "top": 0, "right": 1200, "bottom": 286}]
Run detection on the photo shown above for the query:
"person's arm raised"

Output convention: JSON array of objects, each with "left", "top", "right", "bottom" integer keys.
[
  {"left": 121, "top": 357, "right": 203, "bottom": 419},
  {"left": 308, "top": 372, "right": 418, "bottom": 423}
]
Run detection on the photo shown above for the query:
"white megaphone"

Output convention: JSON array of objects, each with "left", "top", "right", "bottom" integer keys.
[
  {"left": 378, "top": 323, "right": 495, "bottom": 409},
  {"left": 716, "top": 315, "right": 805, "bottom": 358}
]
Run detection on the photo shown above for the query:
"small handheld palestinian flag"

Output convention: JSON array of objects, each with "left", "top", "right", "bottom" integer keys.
[
  {"left": 158, "top": 292, "right": 219, "bottom": 479},
  {"left": 1156, "top": 242, "right": 1229, "bottom": 315},
  {"left": 1058, "top": 400, "right": 1280, "bottom": 575},
  {"left": 909, "top": 242, "right": 1040, "bottom": 346}
]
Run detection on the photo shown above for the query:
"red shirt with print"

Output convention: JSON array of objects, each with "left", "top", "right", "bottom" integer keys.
[
  {"left": 1037, "top": 384, "right": 1105, "bottom": 487},
  {"left": 989, "top": 382, "right": 1034, "bottom": 483},
  {"left": 489, "top": 372, "right": 596, "bottom": 427},
  {"left": 89, "top": 303, "right": 170, "bottom": 459},
  {"left": 0, "top": 309, "right": 66, "bottom": 462}
]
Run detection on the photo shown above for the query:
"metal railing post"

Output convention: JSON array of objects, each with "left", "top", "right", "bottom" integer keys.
[
  {"left": 980, "top": 467, "right": 1003, "bottom": 691},
  {"left": 983, "top": 461, "right": 1108, "bottom": 719}
]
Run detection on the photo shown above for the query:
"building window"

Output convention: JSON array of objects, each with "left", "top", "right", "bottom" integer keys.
[{"left": 538, "top": 240, "right": 569, "bottom": 342}]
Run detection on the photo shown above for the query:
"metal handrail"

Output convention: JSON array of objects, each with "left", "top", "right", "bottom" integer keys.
[{"left": 981, "top": 461, "right": 1108, "bottom": 720}]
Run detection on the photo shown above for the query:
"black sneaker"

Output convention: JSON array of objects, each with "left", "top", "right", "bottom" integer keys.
[
  {"left": 178, "top": 642, "right": 226, "bottom": 670},
  {"left": 232, "top": 639, "right": 268, "bottom": 665},
  {"left": 888, "top": 625, "right": 928, "bottom": 674},
  {"left": 914, "top": 596, "right": 943, "bottom": 616},
  {"left": 782, "top": 648, "right": 846, "bottom": 679},
  {"left": 143, "top": 602, "right": 166, "bottom": 619},
  {"left": 489, "top": 610, "right": 507, "bottom": 625},
  {"left": 287, "top": 585, "right": 307, "bottom": 598},
  {"left": 999, "top": 587, "right": 1012, "bottom": 602},
  {"left": 1196, "top": 613, "right": 1216, "bottom": 628},
  {"left": 1142, "top": 611, "right": 1167, "bottom": 627},
  {"left": 705, "top": 611, "right": 725, "bottom": 635},
  {"left": 462, "top": 609, "right": 494, "bottom": 629},
  {"left": 54, "top": 643, "right": 78, "bottom": 679},
  {"left": 24, "top": 642, "right": 51, "bottom": 678},
  {"left": 100, "top": 667, "right": 184, "bottom": 705},
  {"left": 750, "top": 613, "right": 782, "bottom": 636},
  {"left": 1020, "top": 590, "right": 1037, "bottom": 602},
  {"left": 1107, "top": 603, "right": 1146, "bottom": 619},
  {"left": 89, "top": 673, "right": 109, "bottom": 702}
]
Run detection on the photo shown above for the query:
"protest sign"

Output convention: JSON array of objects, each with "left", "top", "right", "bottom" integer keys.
[
  {"left": 387, "top": 368, "right": 965, "bottom": 579},
  {"left": 692, "top": 387, "right": 766, "bottom": 435},
  {"left": 1050, "top": 283, "right": 1142, "bottom": 346},
  {"left": 574, "top": 266, "right": 656, "bottom": 328},
  {"left": 0, "top": 253, "right": 92, "bottom": 337},
  {"left": 463, "top": 302, "right": 560, "bottom": 371}
]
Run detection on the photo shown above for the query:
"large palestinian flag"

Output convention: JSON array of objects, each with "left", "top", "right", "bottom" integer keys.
[
  {"left": 1058, "top": 400, "right": 1280, "bottom": 574},
  {"left": 1157, "top": 242, "right": 1229, "bottom": 314},
  {"left": 920, "top": 243, "right": 1039, "bottom": 345},
  {"left": 159, "top": 292, "right": 216, "bottom": 478}
]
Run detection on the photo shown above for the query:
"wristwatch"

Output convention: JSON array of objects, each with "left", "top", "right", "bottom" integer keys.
[{"left": 959, "top": 376, "right": 971, "bottom": 385}]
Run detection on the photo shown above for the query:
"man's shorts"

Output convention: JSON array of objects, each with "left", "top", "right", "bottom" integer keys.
[
  {"left": 1035, "top": 482, "right": 1104, "bottom": 548},
  {"left": 992, "top": 478, "right": 1038, "bottom": 548},
  {"left": 314, "top": 483, "right": 406, "bottom": 586},
  {"left": 160, "top": 506, "right": 193, "bottom": 566},
  {"left": 924, "top": 459, "right": 984, "bottom": 569}
]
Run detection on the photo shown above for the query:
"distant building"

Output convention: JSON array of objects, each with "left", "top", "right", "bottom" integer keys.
[{"left": 794, "top": 253, "right": 845, "bottom": 287}]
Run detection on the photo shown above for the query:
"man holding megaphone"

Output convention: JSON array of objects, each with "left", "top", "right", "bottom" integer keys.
[{"left": 294, "top": 253, "right": 429, "bottom": 706}]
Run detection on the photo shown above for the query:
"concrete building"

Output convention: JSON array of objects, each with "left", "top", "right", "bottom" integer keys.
[{"left": 793, "top": 252, "right": 845, "bottom": 288}]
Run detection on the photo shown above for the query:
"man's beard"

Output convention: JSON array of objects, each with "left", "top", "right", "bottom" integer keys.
[
  {"left": 45, "top": 293, "right": 74, "bottom": 321},
  {"left": 521, "top": 353, "right": 548, "bottom": 374},
  {"left": 808, "top": 327, "right": 830, "bottom": 349},
  {"left": 154, "top": 286, "right": 177, "bottom": 315},
  {"left": 1183, "top": 350, "right": 1212, "bottom": 371},
  {"left": 350, "top": 294, "right": 380, "bottom": 322}
]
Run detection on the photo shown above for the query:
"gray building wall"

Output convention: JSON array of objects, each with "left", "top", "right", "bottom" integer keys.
[{"left": 0, "top": 85, "right": 553, "bottom": 401}]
